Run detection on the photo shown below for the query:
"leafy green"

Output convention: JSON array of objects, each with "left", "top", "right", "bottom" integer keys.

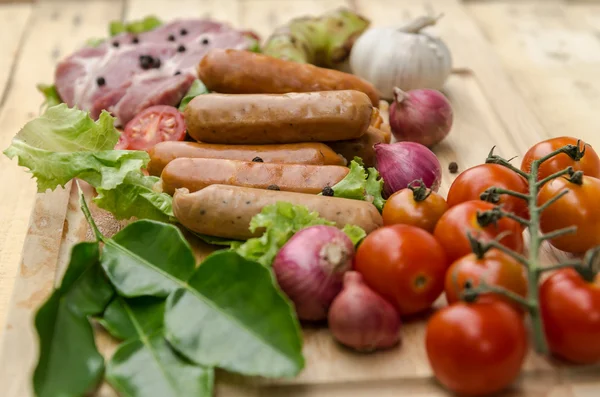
[
  {"left": 110, "top": 16, "right": 162, "bottom": 36},
  {"left": 100, "top": 220, "right": 195, "bottom": 298},
  {"left": 85, "top": 37, "right": 105, "bottom": 47},
  {"left": 102, "top": 297, "right": 214, "bottom": 397},
  {"left": 165, "top": 251, "right": 304, "bottom": 377},
  {"left": 36, "top": 84, "right": 62, "bottom": 111},
  {"left": 33, "top": 242, "right": 114, "bottom": 397},
  {"left": 232, "top": 202, "right": 334, "bottom": 266},
  {"left": 342, "top": 224, "right": 367, "bottom": 246},
  {"left": 189, "top": 231, "right": 242, "bottom": 247},
  {"left": 328, "top": 157, "right": 386, "bottom": 211},
  {"left": 248, "top": 39, "right": 261, "bottom": 53},
  {"left": 178, "top": 80, "right": 209, "bottom": 111}
]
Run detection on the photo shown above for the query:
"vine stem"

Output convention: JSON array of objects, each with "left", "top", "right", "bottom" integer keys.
[{"left": 77, "top": 182, "right": 104, "bottom": 242}]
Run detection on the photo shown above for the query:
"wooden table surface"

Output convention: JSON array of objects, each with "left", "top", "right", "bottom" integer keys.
[{"left": 1, "top": 1, "right": 600, "bottom": 394}]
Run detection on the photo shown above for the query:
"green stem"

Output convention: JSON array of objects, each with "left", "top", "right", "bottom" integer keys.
[
  {"left": 462, "top": 283, "right": 533, "bottom": 310},
  {"left": 538, "top": 189, "right": 569, "bottom": 212},
  {"left": 485, "top": 240, "right": 530, "bottom": 267},
  {"left": 536, "top": 167, "right": 573, "bottom": 188},
  {"left": 540, "top": 226, "right": 577, "bottom": 242},
  {"left": 485, "top": 146, "right": 529, "bottom": 178},
  {"left": 78, "top": 183, "right": 104, "bottom": 242},
  {"left": 537, "top": 260, "right": 583, "bottom": 274}
]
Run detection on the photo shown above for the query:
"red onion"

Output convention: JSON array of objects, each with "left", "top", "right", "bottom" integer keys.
[
  {"left": 375, "top": 142, "right": 442, "bottom": 198},
  {"left": 328, "top": 272, "right": 401, "bottom": 352},
  {"left": 390, "top": 87, "right": 453, "bottom": 147},
  {"left": 273, "top": 225, "right": 354, "bottom": 321}
]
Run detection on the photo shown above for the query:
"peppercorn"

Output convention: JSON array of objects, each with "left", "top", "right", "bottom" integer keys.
[
  {"left": 112, "top": 41, "right": 119, "bottom": 48},
  {"left": 96, "top": 77, "right": 106, "bottom": 86},
  {"left": 167, "top": 34, "right": 175, "bottom": 41},
  {"left": 201, "top": 38, "right": 209, "bottom": 45},
  {"left": 252, "top": 157, "right": 263, "bottom": 162},
  {"left": 177, "top": 44, "right": 186, "bottom": 53},
  {"left": 132, "top": 36, "right": 139, "bottom": 44},
  {"left": 267, "top": 185, "right": 280, "bottom": 191},
  {"left": 448, "top": 161, "right": 459, "bottom": 174},
  {"left": 180, "top": 28, "right": 188, "bottom": 35},
  {"left": 174, "top": 71, "right": 181, "bottom": 76},
  {"left": 322, "top": 186, "right": 335, "bottom": 196}
]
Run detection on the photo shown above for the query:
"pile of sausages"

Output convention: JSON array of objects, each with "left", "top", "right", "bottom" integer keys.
[{"left": 148, "top": 49, "right": 389, "bottom": 239}]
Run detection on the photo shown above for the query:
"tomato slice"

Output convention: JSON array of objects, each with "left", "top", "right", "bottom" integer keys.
[{"left": 123, "top": 105, "right": 186, "bottom": 151}]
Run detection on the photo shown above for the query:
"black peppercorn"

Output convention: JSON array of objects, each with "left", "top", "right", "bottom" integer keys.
[
  {"left": 201, "top": 38, "right": 209, "bottom": 45},
  {"left": 96, "top": 77, "right": 106, "bottom": 86},
  {"left": 112, "top": 41, "right": 119, "bottom": 48},
  {"left": 174, "top": 70, "right": 181, "bottom": 76},
  {"left": 180, "top": 28, "right": 188, "bottom": 35},
  {"left": 132, "top": 36, "right": 139, "bottom": 44},
  {"left": 252, "top": 157, "right": 263, "bottom": 162},
  {"left": 153, "top": 57, "right": 161, "bottom": 68},
  {"left": 177, "top": 44, "right": 186, "bottom": 52},
  {"left": 167, "top": 34, "right": 175, "bottom": 41},
  {"left": 267, "top": 185, "right": 280, "bottom": 191},
  {"left": 322, "top": 186, "right": 335, "bottom": 196},
  {"left": 139, "top": 55, "right": 161, "bottom": 70},
  {"left": 449, "top": 161, "right": 459, "bottom": 174}
]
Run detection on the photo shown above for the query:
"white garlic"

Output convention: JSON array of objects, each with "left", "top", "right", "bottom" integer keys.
[{"left": 349, "top": 15, "right": 452, "bottom": 99}]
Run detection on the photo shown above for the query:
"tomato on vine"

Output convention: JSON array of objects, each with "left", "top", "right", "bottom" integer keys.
[
  {"left": 434, "top": 201, "right": 524, "bottom": 263},
  {"left": 447, "top": 163, "right": 529, "bottom": 219},
  {"left": 382, "top": 179, "right": 448, "bottom": 233},
  {"left": 426, "top": 300, "right": 528, "bottom": 396},
  {"left": 521, "top": 137, "right": 600, "bottom": 181},
  {"left": 540, "top": 268, "right": 600, "bottom": 364},
  {"left": 354, "top": 224, "right": 448, "bottom": 316},
  {"left": 538, "top": 172, "right": 600, "bottom": 253}
]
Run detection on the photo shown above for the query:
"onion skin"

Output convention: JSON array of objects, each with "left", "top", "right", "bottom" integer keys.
[
  {"left": 374, "top": 142, "right": 442, "bottom": 198},
  {"left": 273, "top": 225, "right": 355, "bottom": 321},
  {"left": 328, "top": 271, "right": 401, "bottom": 352},
  {"left": 390, "top": 88, "right": 453, "bottom": 147}
]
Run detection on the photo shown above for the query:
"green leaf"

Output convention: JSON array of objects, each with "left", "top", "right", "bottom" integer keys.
[
  {"left": 165, "top": 251, "right": 304, "bottom": 377},
  {"left": 189, "top": 230, "right": 243, "bottom": 247},
  {"left": 328, "top": 157, "right": 386, "bottom": 211},
  {"left": 99, "top": 296, "right": 165, "bottom": 341},
  {"left": 178, "top": 80, "right": 209, "bottom": 111},
  {"left": 36, "top": 84, "right": 62, "bottom": 111},
  {"left": 85, "top": 37, "right": 105, "bottom": 48},
  {"left": 342, "top": 224, "right": 366, "bottom": 246},
  {"left": 110, "top": 21, "right": 126, "bottom": 36},
  {"left": 33, "top": 242, "right": 114, "bottom": 397},
  {"left": 100, "top": 220, "right": 195, "bottom": 298},
  {"left": 110, "top": 15, "right": 162, "bottom": 36},
  {"left": 101, "top": 297, "right": 213, "bottom": 397},
  {"left": 94, "top": 172, "right": 173, "bottom": 222},
  {"left": 233, "top": 202, "right": 333, "bottom": 266}
]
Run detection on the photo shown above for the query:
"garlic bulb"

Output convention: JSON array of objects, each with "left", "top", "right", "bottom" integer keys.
[{"left": 349, "top": 15, "right": 452, "bottom": 99}]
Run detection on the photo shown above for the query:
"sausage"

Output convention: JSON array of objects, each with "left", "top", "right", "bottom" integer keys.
[
  {"left": 147, "top": 141, "right": 346, "bottom": 176},
  {"left": 198, "top": 49, "right": 380, "bottom": 107},
  {"left": 161, "top": 158, "right": 349, "bottom": 195},
  {"left": 184, "top": 90, "right": 372, "bottom": 144},
  {"left": 173, "top": 185, "right": 383, "bottom": 240},
  {"left": 328, "top": 126, "right": 389, "bottom": 167}
]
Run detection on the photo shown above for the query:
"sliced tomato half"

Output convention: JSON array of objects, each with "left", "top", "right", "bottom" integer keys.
[{"left": 122, "top": 105, "right": 186, "bottom": 151}]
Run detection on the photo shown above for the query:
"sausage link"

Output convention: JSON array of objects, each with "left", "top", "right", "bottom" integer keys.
[
  {"left": 147, "top": 141, "right": 346, "bottom": 176},
  {"left": 184, "top": 90, "right": 372, "bottom": 144},
  {"left": 328, "top": 126, "right": 389, "bottom": 167},
  {"left": 161, "top": 158, "right": 349, "bottom": 195},
  {"left": 173, "top": 185, "right": 383, "bottom": 240},
  {"left": 198, "top": 49, "right": 380, "bottom": 107}
]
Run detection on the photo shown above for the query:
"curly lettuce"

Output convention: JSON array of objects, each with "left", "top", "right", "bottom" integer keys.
[{"left": 324, "top": 157, "right": 385, "bottom": 211}]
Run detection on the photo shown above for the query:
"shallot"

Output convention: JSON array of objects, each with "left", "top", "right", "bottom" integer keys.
[
  {"left": 328, "top": 271, "right": 401, "bottom": 352},
  {"left": 273, "top": 225, "right": 354, "bottom": 321},
  {"left": 374, "top": 142, "right": 442, "bottom": 198},
  {"left": 389, "top": 87, "right": 453, "bottom": 147}
]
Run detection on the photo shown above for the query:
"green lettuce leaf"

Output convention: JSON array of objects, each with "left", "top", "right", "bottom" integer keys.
[
  {"left": 178, "top": 80, "right": 209, "bottom": 111},
  {"left": 342, "top": 224, "right": 367, "bottom": 246},
  {"left": 327, "top": 157, "right": 386, "bottom": 211},
  {"left": 84, "top": 38, "right": 105, "bottom": 48},
  {"left": 36, "top": 84, "right": 62, "bottom": 111},
  {"left": 110, "top": 16, "right": 162, "bottom": 36}
]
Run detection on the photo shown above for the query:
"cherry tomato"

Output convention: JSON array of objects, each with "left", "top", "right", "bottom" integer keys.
[
  {"left": 434, "top": 201, "right": 524, "bottom": 263},
  {"left": 445, "top": 249, "right": 527, "bottom": 312},
  {"left": 447, "top": 164, "right": 529, "bottom": 219},
  {"left": 354, "top": 225, "right": 448, "bottom": 316},
  {"left": 540, "top": 268, "right": 600, "bottom": 364},
  {"left": 538, "top": 174, "right": 600, "bottom": 253},
  {"left": 521, "top": 137, "right": 600, "bottom": 181},
  {"left": 382, "top": 183, "right": 448, "bottom": 233},
  {"left": 426, "top": 300, "right": 528, "bottom": 396},
  {"left": 123, "top": 105, "right": 186, "bottom": 151}
]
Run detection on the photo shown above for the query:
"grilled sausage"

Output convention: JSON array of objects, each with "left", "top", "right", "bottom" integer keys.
[
  {"left": 328, "top": 126, "right": 390, "bottom": 167},
  {"left": 184, "top": 90, "right": 372, "bottom": 144},
  {"left": 173, "top": 185, "right": 383, "bottom": 240},
  {"left": 198, "top": 49, "right": 380, "bottom": 107},
  {"left": 147, "top": 141, "right": 346, "bottom": 176},
  {"left": 161, "top": 158, "right": 349, "bottom": 195}
]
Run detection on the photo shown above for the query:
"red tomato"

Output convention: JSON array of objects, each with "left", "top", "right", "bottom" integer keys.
[
  {"left": 521, "top": 137, "right": 600, "bottom": 181},
  {"left": 434, "top": 201, "right": 524, "bottom": 263},
  {"left": 540, "top": 268, "right": 600, "bottom": 364},
  {"left": 426, "top": 300, "right": 528, "bottom": 396},
  {"left": 382, "top": 186, "right": 448, "bottom": 233},
  {"left": 447, "top": 164, "right": 529, "bottom": 219},
  {"left": 122, "top": 105, "right": 186, "bottom": 151},
  {"left": 538, "top": 174, "right": 600, "bottom": 253},
  {"left": 114, "top": 130, "right": 129, "bottom": 149},
  {"left": 354, "top": 225, "right": 448, "bottom": 316},
  {"left": 445, "top": 249, "right": 528, "bottom": 312}
]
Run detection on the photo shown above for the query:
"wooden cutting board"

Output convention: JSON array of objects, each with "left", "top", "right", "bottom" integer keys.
[{"left": 1, "top": 0, "right": 600, "bottom": 396}]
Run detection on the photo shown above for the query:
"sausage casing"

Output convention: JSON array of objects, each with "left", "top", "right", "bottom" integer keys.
[
  {"left": 328, "top": 126, "right": 389, "bottom": 167},
  {"left": 147, "top": 141, "right": 346, "bottom": 176},
  {"left": 173, "top": 185, "right": 383, "bottom": 240},
  {"left": 161, "top": 158, "right": 349, "bottom": 195},
  {"left": 184, "top": 90, "right": 372, "bottom": 144},
  {"left": 198, "top": 49, "right": 380, "bottom": 107}
]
